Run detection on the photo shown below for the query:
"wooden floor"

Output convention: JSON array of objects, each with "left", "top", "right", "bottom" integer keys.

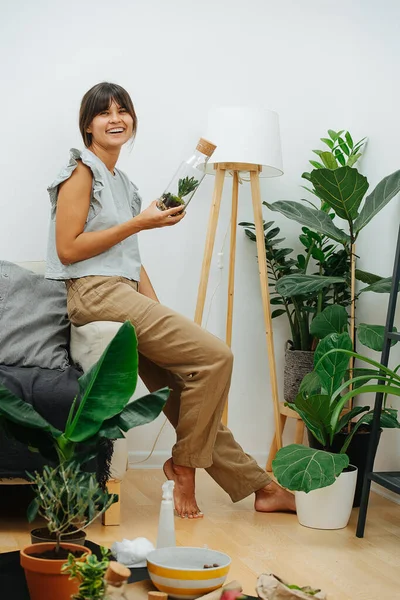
[{"left": 1, "top": 469, "right": 399, "bottom": 600}]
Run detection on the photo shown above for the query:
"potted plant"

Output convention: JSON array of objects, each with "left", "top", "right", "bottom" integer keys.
[
  {"left": 0, "top": 321, "right": 169, "bottom": 600},
  {"left": 62, "top": 545, "right": 111, "bottom": 600},
  {"left": 268, "top": 131, "right": 400, "bottom": 343},
  {"left": 306, "top": 302, "right": 400, "bottom": 505},
  {"left": 27, "top": 462, "right": 116, "bottom": 548},
  {"left": 240, "top": 130, "right": 365, "bottom": 402},
  {"left": 272, "top": 331, "right": 400, "bottom": 529},
  {"left": 20, "top": 461, "right": 115, "bottom": 600}
]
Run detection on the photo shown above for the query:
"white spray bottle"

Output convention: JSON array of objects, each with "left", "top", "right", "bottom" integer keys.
[{"left": 156, "top": 480, "right": 176, "bottom": 549}]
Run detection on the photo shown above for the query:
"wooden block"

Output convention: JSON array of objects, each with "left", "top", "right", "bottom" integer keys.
[{"left": 102, "top": 480, "right": 121, "bottom": 526}]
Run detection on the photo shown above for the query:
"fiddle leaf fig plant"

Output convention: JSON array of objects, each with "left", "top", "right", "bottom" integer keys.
[{"left": 272, "top": 331, "right": 400, "bottom": 493}]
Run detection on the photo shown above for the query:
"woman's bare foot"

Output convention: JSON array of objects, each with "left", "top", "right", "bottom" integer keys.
[
  {"left": 254, "top": 481, "right": 296, "bottom": 513},
  {"left": 163, "top": 458, "right": 204, "bottom": 519}
]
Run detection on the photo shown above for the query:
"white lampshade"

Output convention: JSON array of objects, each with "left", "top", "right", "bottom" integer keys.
[{"left": 201, "top": 106, "right": 283, "bottom": 177}]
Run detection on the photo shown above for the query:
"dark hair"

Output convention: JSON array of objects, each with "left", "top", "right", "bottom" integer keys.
[{"left": 79, "top": 82, "right": 138, "bottom": 147}]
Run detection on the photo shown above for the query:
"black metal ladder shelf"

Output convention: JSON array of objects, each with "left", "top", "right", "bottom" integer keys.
[{"left": 356, "top": 224, "right": 400, "bottom": 537}]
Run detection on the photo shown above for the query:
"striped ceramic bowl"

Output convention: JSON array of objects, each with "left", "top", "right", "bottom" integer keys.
[{"left": 147, "top": 547, "right": 231, "bottom": 599}]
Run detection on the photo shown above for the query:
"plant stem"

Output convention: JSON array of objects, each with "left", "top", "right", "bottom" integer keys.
[
  {"left": 303, "top": 240, "right": 315, "bottom": 274},
  {"left": 292, "top": 297, "right": 310, "bottom": 350}
]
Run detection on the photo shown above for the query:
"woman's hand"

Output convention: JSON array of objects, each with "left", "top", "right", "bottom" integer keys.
[{"left": 135, "top": 200, "right": 186, "bottom": 230}]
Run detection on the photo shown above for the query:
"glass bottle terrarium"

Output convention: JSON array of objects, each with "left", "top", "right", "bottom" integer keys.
[{"left": 157, "top": 137, "right": 216, "bottom": 210}]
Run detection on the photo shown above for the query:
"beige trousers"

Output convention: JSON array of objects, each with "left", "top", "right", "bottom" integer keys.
[{"left": 66, "top": 275, "right": 271, "bottom": 502}]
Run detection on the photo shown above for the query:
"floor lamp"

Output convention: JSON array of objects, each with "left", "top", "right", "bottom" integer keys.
[{"left": 194, "top": 107, "right": 289, "bottom": 450}]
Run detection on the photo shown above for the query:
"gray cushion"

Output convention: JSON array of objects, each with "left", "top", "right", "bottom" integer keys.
[{"left": 0, "top": 261, "right": 70, "bottom": 370}]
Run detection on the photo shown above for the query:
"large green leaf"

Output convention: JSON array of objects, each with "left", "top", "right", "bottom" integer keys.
[
  {"left": 345, "top": 367, "right": 380, "bottom": 389},
  {"left": 314, "top": 332, "right": 353, "bottom": 396},
  {"left": 67, "top": 322, "right": 139, "bottom": 443},
  {"left": 354, "top": 169, "right": 400, "bottom": 232},
  {"left": 357, "top": 323, "right": 397, "bottom": 352},
  {"left": 336, "top": 406, "right": 370, "bottom": 434},
  {"left": 362, "top": 408, "right": 400, "bottom": 429},
  {"left": 359, "top": 277, "right": 399, "bottom": 294},
  {"left": 310, "top": 166, "right": 369, "bottom": 222},
  {"left": 102, "top": 389, "right": 169, "bottom": 434},
  {"left": 355, "top": 269, "right": 384, "bottom": 285},
  {"left": 276, "top": 275, "right": 346, "bottom": 297},
  {"left": 267, "top": 201, "right": 350, "bottom": 244},
  {"left": 292, "top": 394, "right": 333, "bottom": 446},
  {"left": 310, "top": 305, "right": 348, "bottom": 339},
  {"left": 299, "top": 371, "right": 321, "bottom": 396},
  {"left": 272, "top": 444, "right": 349, "bottom": 492},
  {"left": 0, "top": 384, "right": 60, "bottom": 436},
  {"left": 320, "top": 152, "right": 338, "bottom": 169}
]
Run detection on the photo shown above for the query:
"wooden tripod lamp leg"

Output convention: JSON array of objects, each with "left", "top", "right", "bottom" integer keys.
[
  {"left": 250, "top": 170, "right": 283, "bottom": 450},
  {"left": 194, "top": 167, "right": 226, "bottom": 325},
  {"left": 221, "top": 171, "right": 240, "bottom": 425}
]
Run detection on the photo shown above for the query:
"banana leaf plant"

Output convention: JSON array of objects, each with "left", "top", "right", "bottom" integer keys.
[
  {"left": 272, "top": 328, "right": 400, "bottom": 493},
  {"left": 0, "top": 321, "right": 169, "bottom": 464}
]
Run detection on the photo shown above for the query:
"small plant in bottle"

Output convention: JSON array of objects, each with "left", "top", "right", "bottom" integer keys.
[
  {"left": 158, "top": 176, "right": 200, "bottom": 209},
  {"left": 157, "top": 137, "right": 216, "bottom": 211}
]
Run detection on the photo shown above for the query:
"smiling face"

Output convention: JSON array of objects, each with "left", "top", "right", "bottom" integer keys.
[
  {"left": 79, "top": 82, "right": 138, "bottom": 149},
  {"left": 86, "top": 101, "right": 134, "bottom": 150}
]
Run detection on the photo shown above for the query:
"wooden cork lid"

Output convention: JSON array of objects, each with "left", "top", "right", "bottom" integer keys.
[
  {"left": 196, "top": 137, "right": 217, "bottom": 157},
  {"left": 104, "top": 561, "right": 131, "bottom": 584},
  {"left": 148, "top": 592, "right": 168, "bottom": 600}
]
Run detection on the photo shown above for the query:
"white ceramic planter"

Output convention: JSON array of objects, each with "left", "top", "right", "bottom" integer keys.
[{"left": 295, "top": 465, "right": 358, "bottom": 530}]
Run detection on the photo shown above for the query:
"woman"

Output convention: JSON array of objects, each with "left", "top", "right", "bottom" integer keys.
[{"left": 46, "top": 82, "right": 295, "bottom": 518}]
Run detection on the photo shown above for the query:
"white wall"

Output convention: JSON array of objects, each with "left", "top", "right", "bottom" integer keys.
[{"left": 1, "top": 0, "right": 400, "bottom": 478}]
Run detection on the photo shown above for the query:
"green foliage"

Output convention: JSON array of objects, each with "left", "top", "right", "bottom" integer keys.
[
  {"left": 309, "top": 304, "right": 348, "bottom": 339},
  {"left": 0, "top": 322, "right": 169, "bottom": 464},
  {"left": 354, "top": 169, "right": 400, "bottom": 233},
  {"left": 276, "top": 275, "right": 346, "bottom": 297},
  {"left": 314, "top": 332, "right": 353, "bottom": 396},
  {"left": 310, "top": 167, "right": 369, "bottom": 222},
  {"left": 267, "top": 201, "right": 351, "bottom": 244},
  {"left": 27, "top": 462, "right": 116, "bottom": 554},
  {"left": 272, "top": 444, "right": 349, "bottom": 493},
  {"left": 178, "top": 176, "right": 199, "bottom": 198},
  {"left": 357, "top": 323, "right": 398, "bottom": 352},
  {"left": 303, "top": 130, "right": 367, "bottom": 179},
  {"left": 239, "top": 219, "right": 351, "bottom": 351},
  {"left": 62, "top": 546, "right": 110, "bottom": 600},
  {"left": 273, "top": 334, "right": 400, "bottom": 492}
]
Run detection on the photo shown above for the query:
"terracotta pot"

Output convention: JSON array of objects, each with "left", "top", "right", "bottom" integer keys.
[
  {"left": 20, "top": 542, "right": 90, "bottom": 600},
  {"left": 30, "top": 527, "right": 87, "bottom": 547}
]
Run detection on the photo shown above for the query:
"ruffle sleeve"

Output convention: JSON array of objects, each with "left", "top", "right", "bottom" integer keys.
[{"left": 47, "top": 148, "right": 105, "bottom": 221}]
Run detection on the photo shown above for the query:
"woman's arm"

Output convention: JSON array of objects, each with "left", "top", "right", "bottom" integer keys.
[
  {"left": 55, "top": 162, "right": 185, "bottom": 265},
  {"left": 139, "top": 266, "right": 159, "bottom": 301}
]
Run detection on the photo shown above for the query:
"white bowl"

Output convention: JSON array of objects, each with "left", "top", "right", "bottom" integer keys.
[{"left": 147, "top": 546, "right": 231, "bottom": 599}]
